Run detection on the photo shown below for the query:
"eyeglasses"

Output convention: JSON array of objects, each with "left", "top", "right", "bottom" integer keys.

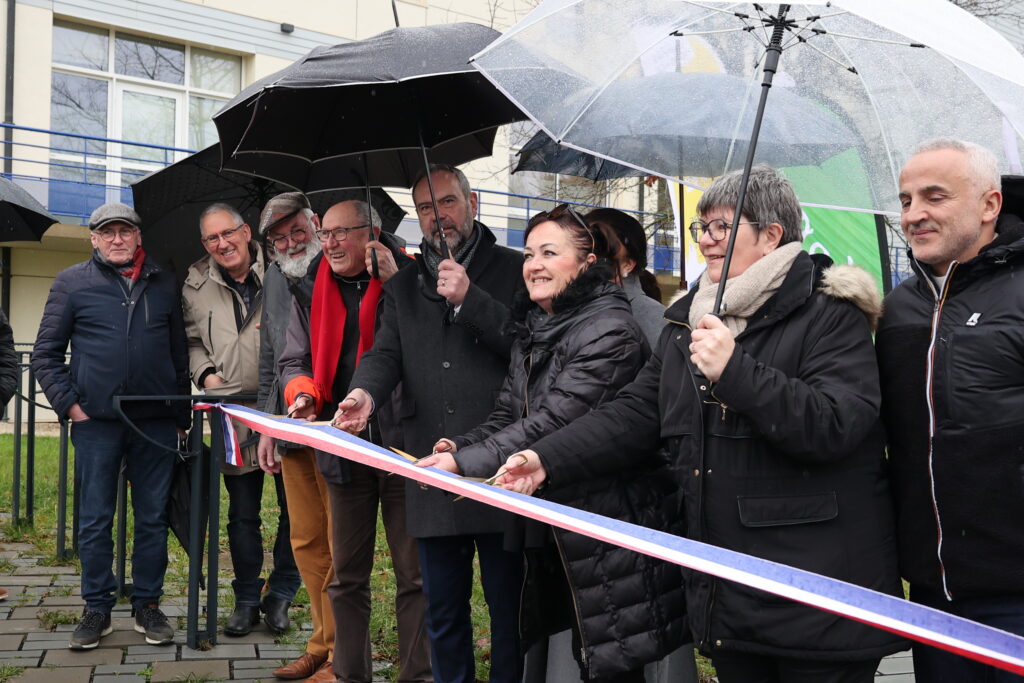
[
  {"left": 200, "top": 224, "right": 246, "bottom": 246},
  {"left": 689, "top": 218, "right": 759, "bottom": 243},
  {"left": 267, "top": 227, "right": 308, "bottom": 249},
  {"left": 94, "top": 226, "right": 138, "bottom": 242},
  {"left": 314, "top": 225, "right": 371, "bottom": 242},
  {"left": 528, "top": 203, "right": 596, "bottom": 253}
]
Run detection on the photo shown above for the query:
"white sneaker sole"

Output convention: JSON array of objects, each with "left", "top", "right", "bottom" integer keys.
[
  {"left": 68, "top": 623, "right": 113, "bottom": 649},
  {"left": 134, "top": 622, "right": 173, "bottom": 646}
]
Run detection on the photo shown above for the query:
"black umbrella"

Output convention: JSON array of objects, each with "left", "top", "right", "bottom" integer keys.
[
  {"left": 214, "top": 22, "right": 528, "bottom": 257},
  {"left": 514, "top": 131, "right": 647, "bottom": 181},
  {"left": 0, "top": 176, "right": 58, "bottom": 241},
  {"left": 130, "top": 144, "right": 406, "bottom": 280}
]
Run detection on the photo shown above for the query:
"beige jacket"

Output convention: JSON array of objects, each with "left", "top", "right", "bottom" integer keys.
[{"left": 182, "top": 249, "right": 265, "bottom": 474}]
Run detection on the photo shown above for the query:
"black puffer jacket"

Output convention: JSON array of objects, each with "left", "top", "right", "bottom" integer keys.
[
  {"left": 453, "top": 266, "right": 688, "bottom": 679},
  {"left": 876, "top": 209, "right": 1024, "bottom": 599},
  {"left": 531, "top": 252, "right": 906, "bottom": 662},
  {"left": 0, "top": 309, "right": 17, "bottom": 405},
  {"left": 32, "top": 251, "right": 191, "bottom": 427}
]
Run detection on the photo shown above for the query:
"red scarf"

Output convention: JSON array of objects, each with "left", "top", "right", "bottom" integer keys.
[
  {"left": 309, "top": 255, "right": 382, "bottom": 406},
  {"left": 120, "top": 247, "right": 146, "bottom": 281}
]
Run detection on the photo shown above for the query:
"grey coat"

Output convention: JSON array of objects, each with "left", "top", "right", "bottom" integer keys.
[
  {"left": 622, "top": 272, "right": 666, "bottom": 347},
  {"left": 350, "top": 222, "right": 524, "bottom": 538}
]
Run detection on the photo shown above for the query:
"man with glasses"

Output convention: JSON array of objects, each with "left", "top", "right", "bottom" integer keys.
[
  {"left": 277, "top": 199, "right": 430, "bottom": 683},
  {"left": 335, "top": 164, "right": 524, "bottom": 683},
  {"left": 32, "top": 202, "right": 191, "bottom": 650},
  {"left": 182, "top": 203, "right": 299, "bottom": 638},
  {"left": 252, "top": 192, "right": 335, "bottom": 679}
]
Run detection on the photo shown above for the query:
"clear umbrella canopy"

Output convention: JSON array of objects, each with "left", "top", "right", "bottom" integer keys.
[{"left": 471, "top": 0, "right": 1024, "bottom": 213}]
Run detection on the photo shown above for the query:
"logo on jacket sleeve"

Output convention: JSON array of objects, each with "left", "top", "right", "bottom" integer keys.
[{"left": 966, "top": 312, "right": 981, "bottom": 327}]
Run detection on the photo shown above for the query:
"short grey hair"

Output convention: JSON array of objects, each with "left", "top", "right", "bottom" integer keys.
[
  {"left": 696, "top": 165, "right": 803, "bottom": 245},
  {"left": 411, "top": 163, "right": 472, "bottom": 199},
  {"left": 199, "top": 202, "right": 245, "bottom": 231},
  {"left": 909, "top": 137, "right": 1002, "bottom": 193},
  {"left": 350, "top": 200, "right": 383, "bottom": 231}
]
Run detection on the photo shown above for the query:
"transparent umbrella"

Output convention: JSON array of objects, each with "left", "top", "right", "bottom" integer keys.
[{"left": 471, "top": 0, "right": 1024, "bottom": 310}]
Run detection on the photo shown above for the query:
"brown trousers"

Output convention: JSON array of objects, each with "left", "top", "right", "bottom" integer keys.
[
  {"left": 327, "top": 461, "right": 432, "bottom": 683},
  {"left": 280, "top": 448, "right": 334, "bottom": 660}
]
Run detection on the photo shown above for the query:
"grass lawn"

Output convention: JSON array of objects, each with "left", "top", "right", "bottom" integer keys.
[{"left": 0, "top": 433, "right": 716, "bottom": 682}]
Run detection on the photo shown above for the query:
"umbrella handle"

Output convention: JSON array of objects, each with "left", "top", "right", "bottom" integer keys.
[{"left": 371, "top": 248, "right": 380, "bottom": 279}]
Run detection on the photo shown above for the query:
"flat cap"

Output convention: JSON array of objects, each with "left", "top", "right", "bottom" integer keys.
[
  {"left": 258, "top": 192, "right": 311, "bottom": 235},
  {"left": 88, "top": 202, "right": 142, "bottom": 231}
]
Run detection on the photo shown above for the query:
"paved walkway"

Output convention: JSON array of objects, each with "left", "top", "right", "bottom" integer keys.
[
  {"left": 0, "top": 540, "right": 914, "bottom": 682},
  {"left": 0, "top": 540, "right": 400, "bottom": 682}
]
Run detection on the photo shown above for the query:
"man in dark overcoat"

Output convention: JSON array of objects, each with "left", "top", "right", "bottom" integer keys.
[{"left": 335, "top": 164, "right": 524, "bottom": 683}]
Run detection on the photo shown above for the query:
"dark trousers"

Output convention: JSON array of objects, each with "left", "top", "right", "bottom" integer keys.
[
  {"left": 326, "top": 461, "right": 431, "bottom": 682},
  {"left": 72, "top": 417, "right": 177, "bottom": 613},
  {"left": 223, "top": 469, "right": 300, "bottom": 605},
  {"left": 710, "top": 652, "right": 879, "bottom": 683},
  {"left": 418, "top": 533, "right": 523, "bottom": 683},
  {"left": 911, "top": 586, "right": 1024, "bottom": 682}
]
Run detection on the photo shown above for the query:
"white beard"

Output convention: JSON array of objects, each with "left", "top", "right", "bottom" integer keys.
[{"left": 276, "top": 241, "right": 322, "bottom": 278}]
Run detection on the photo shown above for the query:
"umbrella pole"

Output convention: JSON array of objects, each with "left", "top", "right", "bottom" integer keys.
[
  {"left": 416, "top": 123, "right": 453, "bottom": 260},
  {"left": 363, "top": 154, "right": 380, "bottom": 278},
  {"left": 712, "top": 4, "right": 790, "bottom": 316}
]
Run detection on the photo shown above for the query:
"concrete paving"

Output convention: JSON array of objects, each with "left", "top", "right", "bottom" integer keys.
[{"left": 0, "top": 540, "right": 914, "bottom": 682}]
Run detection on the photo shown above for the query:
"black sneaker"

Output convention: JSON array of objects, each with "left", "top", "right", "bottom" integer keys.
[
  {"left": 69, "top": 609, "right": 112, "bottom": 650},
  {"left": 133, "top": 603, "right": 174, "bottom": 645}
]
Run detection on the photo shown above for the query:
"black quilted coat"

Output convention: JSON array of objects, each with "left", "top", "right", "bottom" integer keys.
[
  {"left": 453, "top": 266, "right": 689, "bottom": 679},
  {"left": 877, "top": 208, "right": 1024, "bottom": 600},
  {"left": 531, "top": 252, "right": 907, "bottom": 662}
]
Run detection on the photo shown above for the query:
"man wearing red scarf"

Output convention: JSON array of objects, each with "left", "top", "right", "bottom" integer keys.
[{"left": 278, "top": 199, "right": 430, "bottom": 683}]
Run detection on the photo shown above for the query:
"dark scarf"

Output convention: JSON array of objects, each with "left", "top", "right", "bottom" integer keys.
[
  {"left": 309, "top": 256, "right": 382, "bottom": 403},
  {"left": 421, "top": 222, "right": 482, "bottom": 280}
]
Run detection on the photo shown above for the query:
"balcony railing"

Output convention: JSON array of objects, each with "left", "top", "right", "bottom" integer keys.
[{"left": 0, "top": 122, "right": 680, "bottom": 272}]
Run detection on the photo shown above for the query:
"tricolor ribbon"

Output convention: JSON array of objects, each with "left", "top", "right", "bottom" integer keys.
[
  {"left": 206, "top": 403, "right": 1024, "bottom": 674},
  {"left": 193, "top": 401, "right": 244, "bottom": 467}
]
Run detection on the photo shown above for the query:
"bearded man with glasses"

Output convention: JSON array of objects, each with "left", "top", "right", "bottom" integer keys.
[
  {"left": 33, "top": 202, "right": 191, "bottom": 650},
  {"left": 182, "top": 202, "right": 300, "bottom": 638}
]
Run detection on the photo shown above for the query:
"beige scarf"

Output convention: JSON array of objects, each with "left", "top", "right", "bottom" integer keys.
[{"left": 688, "top": 242, "right": 803, "bottom": 336}]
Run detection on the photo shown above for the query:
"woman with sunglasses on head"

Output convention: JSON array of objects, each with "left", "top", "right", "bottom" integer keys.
[
  {"left": 583, "top": 208, "right": 666, "bottom": 347},
  {"left": 417, "top": 203, "right": 689, "bottom": 683},
  {"left": 496, "top": 166, "right": 907, "bottom": 683}
]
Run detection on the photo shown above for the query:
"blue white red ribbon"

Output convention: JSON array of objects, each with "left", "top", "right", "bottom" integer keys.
[
  {"left": 193, "top": 402, "right": 244, "bottom": 467},
  {"left": 208, "top": 403, "right": 1024, "bottom": 674}
]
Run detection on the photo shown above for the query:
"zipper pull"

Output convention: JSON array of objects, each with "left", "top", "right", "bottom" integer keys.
[{"left": 720, "top": 404, "right": 728, "bottom": 421}]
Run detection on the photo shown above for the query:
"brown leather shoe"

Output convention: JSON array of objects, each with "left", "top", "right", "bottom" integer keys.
[
  {"left": 272, "top": 652, "right": 326, "bottom": 679},
  {"left": 304, "top": 660, "right": 336, "bottom": 683}
]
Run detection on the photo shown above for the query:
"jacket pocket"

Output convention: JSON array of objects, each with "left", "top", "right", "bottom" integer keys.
[{"left": 737, "top": 492, "right": 838, "bottom": 527}]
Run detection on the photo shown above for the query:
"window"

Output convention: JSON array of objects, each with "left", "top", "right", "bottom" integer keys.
[{"left": 49, "top": 20, "right": 242, "bottom": 215}]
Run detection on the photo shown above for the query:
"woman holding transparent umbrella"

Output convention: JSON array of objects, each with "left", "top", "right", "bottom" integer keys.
[{"left": 493, "top": 166, "right": 908, "bottom": 683}]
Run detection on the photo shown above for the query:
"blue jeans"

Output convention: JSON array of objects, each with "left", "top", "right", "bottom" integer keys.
[
  {"left": 417, "top": 533, "right": 523, "bottom": 683},
  {"left": 911, "top": 586, "right": 1024, "bottom": 682},
  {"left": 223, "top": 469, "right": 300, "bottom": 606},
  {"left": 72, "top": 417, "right": 176, "bottom": 614}
]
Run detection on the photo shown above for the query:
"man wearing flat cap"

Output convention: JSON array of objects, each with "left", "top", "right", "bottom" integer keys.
[{"left": 32, "top": 202, "right": 191, "bottom": 651}]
